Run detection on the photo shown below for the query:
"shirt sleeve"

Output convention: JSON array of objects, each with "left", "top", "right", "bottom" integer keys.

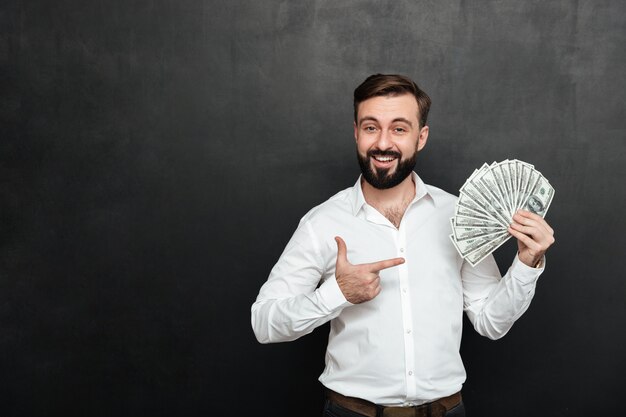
[
  {"left": 251, "top": 221, "right": 352, "bottom": 344},
  {"left": 462, "top": 253, "right": 545, "bottom": 340}
]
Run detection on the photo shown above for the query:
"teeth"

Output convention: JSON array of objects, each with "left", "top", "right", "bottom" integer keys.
[{"left": 375, "top": 156, "right": 395, "bottom": 162}]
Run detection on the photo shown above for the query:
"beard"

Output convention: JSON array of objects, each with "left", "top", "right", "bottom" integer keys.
[{"left": 357, "top": 148, "right": 418, "bottom": 190}]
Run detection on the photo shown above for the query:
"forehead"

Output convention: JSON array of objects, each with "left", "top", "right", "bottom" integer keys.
[{"left": 357, "top": 94, "right": 420, "bottom": 124}]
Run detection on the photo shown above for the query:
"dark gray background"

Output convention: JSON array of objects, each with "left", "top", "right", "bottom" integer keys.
[{"left": 2, "top": 1, "right": 625, "bottom": 416}]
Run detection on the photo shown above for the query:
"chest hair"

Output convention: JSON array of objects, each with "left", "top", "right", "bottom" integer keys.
[
  {"left": 381, "top": 197, "right": 413, "bottom": 228},
  {"left": 383, "top": 207, "right": 404, "bottom": 228}
]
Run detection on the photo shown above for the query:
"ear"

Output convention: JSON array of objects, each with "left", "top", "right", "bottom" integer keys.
[
  {"left": 353, "top": 121, "right": 358, "bottom": 143},
  {"left": 417, "top": 126, "right": 429, "bottom": 152}
]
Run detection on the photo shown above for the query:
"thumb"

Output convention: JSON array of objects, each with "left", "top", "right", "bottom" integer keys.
[{"left": 334, "top": 236, "right": 349, "bottom": 267}]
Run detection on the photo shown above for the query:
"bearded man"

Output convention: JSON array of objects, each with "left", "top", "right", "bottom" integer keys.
[{"left": 251, "top": 74, "right": 554, "bottom": 417}]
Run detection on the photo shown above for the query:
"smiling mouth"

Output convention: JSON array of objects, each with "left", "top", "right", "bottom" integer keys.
[
  {"left": 373, "top": 155, "right": 397, "bottom": 163},
  {"left": 369, "top": 151, "right": 401, "bottom": 166}
]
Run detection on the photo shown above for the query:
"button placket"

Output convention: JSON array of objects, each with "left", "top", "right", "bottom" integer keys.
[{"left": 397, "top": 223, "right": 416, "bottom": 400}]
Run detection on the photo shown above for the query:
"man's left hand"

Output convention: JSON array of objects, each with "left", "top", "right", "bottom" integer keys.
[{"left": 508, "top": 210, "right": 555, "bottom": 267}]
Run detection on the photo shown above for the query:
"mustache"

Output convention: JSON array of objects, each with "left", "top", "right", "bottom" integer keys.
[{"left": 367, "top": 150, "right": 401, "bottom": 159}]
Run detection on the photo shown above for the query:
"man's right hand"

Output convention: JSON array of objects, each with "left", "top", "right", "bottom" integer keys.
[{"left": 334, "top": 236, "right": 405, "bottom": 304}]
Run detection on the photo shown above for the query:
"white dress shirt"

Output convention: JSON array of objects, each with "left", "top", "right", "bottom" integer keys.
[{"left": 251, "top": 172, "right": 544, "bottom": 406}]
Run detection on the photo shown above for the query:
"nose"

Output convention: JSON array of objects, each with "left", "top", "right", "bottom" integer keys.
[{"left": 374, "top": 129, "right": 393, "bottom": 150}]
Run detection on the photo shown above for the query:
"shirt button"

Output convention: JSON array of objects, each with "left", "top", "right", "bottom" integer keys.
[
  {"left": 408, "top": 371, "right": 413, "bottom": 376},
  {"left": 399, "top": 247, "right": 405, "bottom": 253},
  {"left": 406, "top": 329, "right": 411, "bottom": 334},
  {"left": 402, "top": 288, "right": 407, "bottom": 293}
]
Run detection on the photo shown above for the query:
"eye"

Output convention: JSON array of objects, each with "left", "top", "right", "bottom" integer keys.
[
  {"left": 363, "top": 126, "right": 377, "bottom": 133},
  {"left": 393, "top": 127, "right": 407, "bottom": 133}
]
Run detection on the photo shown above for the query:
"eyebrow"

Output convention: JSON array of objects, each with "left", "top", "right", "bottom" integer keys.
[{"left": 358, "top": 116, "right": 413, "bottom": 127}]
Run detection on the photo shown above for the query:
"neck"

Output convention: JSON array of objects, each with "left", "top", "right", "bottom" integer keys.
[{"left": 361, "top": 174, "right": 416, "bottom": 212}]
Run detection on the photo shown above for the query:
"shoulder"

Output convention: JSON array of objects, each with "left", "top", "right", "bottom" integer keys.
[
  {"left": 288, "top": 186, "right": 355, "bottom": 253},
  {"left": 300, "top": 187, "right": 354, "bottom": 224}
]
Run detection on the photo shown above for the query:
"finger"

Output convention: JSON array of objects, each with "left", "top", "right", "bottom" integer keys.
[
  {"left": 334, "top": 236, "right": 349, "bottom": 267},
  {"left": 512, "top": 214, "right": 552, "bottom": 236},
  {"left": 372, "top": 283, "right": 382, "bottom": 298},
  {"left": 366, "top": 256, "right": 405, "bottom": 272},
  {"left": 513, "top": 211, "right": 543, "bottom": 226},
  {"left": 509, "top": 222, "right": 549, "bottom": 240},
  {"left": 367, "top": 275, "right": 382, "bottom": 297},
  {"left": 510, "top": 216, "right": 555, "bottom": 244},
  {"left": 515, "top": 210, "right": 554, "bottom": 235},
  {"left": 364, "top": 274, "right": 381, "bottom": 285},
  {"left": 508, "top": 227, "right": 544, "bottom": 252},
  {"left": 509, "top": 225, "right": 555, "bottom": 250},
  {"left": 516, "top": 209, "right": 543, "bottom": 220}
]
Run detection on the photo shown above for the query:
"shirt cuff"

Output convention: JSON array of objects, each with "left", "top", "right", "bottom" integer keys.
[
  {"left": 317, "top": 276, "right": 353, "bottom": 311},
  {"left": 510, "top": 254, "right": 546, "bottom": 285}
]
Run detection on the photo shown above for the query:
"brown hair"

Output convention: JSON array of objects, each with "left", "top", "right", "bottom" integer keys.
[{"left": 353, "top": 74, "right": 431, "bottom": 128}]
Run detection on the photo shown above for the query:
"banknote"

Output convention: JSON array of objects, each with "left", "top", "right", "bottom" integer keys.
[
  {"left": 497, "top": 161, "right": 514, "bottom": 215},
  {"left": 521, "top": 175, "right": 554, "bottom": 217},
  {"left": 450, "top": 159, "right": 555, "bottom": 266},
  {"left": 453, "top": 215, "right": 504, "bottom": 229},
  {"left": 460, "top": 182, "right": 509, "bottom": 227},
  {"left": 464, "top": 233, "right": 513, "bottom": 267},
  {"left": 455, "top": 202, "right": 494, "bottom": 221},
  {"left": 450, "top": 218, "right": 505, "bottom": 241},
  {"left": 456, "top": 190, "right": 503, "bottom": 225},
  {"left": 449, "top": 230, "right": 508, "bottom": 257},
  {"left": 480, "top": 162, "right": 511, "bottom": 218}
]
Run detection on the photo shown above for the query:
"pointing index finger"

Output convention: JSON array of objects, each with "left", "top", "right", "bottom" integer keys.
[{"left": 366, "top": 257, "right": 405, "bottom": 272}]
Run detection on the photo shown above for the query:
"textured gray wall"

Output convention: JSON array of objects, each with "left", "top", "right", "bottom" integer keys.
[{"left": 1, "top": 1, "right": 624, "bottom": 416}]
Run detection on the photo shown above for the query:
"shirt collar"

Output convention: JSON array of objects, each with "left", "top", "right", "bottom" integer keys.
[{"left": 350, "top": 171, "right": 435, "bottom": 216}]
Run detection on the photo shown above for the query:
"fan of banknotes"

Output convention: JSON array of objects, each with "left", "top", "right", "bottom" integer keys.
[{"left": 450, "top": 159, "right": 555, "bottom": 266}]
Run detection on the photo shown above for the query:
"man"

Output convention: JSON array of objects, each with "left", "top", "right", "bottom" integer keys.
[{"left": 251, "top": 74, "right": 555, "bottom": 417}]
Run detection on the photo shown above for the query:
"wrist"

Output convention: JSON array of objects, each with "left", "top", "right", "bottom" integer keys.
[{"left": 519, "top": 252, "right": 544, "bottom": 268}]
